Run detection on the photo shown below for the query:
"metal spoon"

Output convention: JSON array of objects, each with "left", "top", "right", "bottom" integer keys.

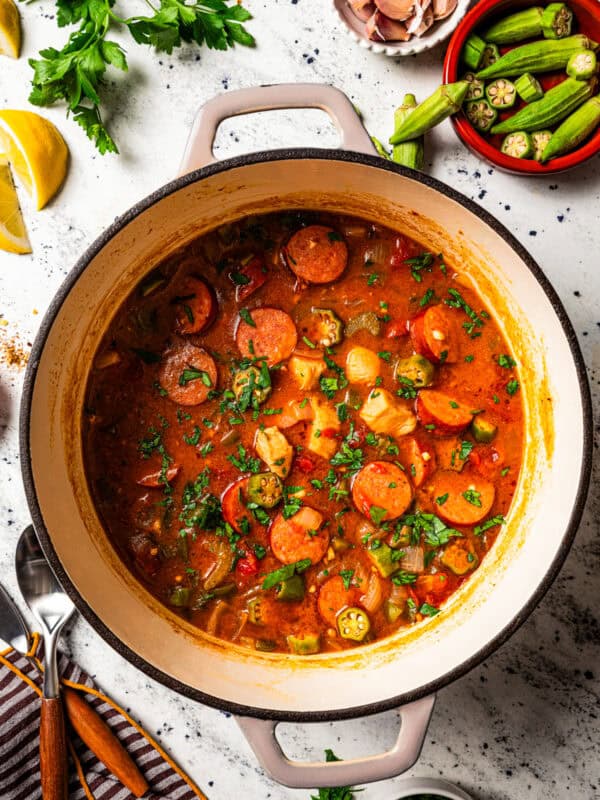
[{"left": 16, "top": 524, "right": 73, "bottom": 800}]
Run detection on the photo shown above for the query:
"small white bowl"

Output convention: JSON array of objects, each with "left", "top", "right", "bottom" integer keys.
[
  {"left": 333, "top": 0, "right": 471, "bottom": 56},
  {"left": 394, "top": 776, "right": 475, "bottom": 799}
]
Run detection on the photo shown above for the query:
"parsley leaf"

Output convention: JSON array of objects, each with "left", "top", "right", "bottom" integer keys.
[{"left": 262, "top": 558, "right": 310, "bottom": 590}]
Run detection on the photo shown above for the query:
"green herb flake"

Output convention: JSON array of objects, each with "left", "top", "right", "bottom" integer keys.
[
  {"left": 462, "top": 488, "right": 482, "bottom": 507},
  {"left": 506, "top": 379, "right": 520, "bottom": 396},
  {"left": 239, "top": 308, "right": 256, "bottom": 327}
]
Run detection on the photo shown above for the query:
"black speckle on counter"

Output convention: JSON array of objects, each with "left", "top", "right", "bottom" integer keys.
[
  {"left": 504, "top": 204, "right": 511, "bottom": 211},
  {"left": 478, "top": 189, "right": 487, "bottom": 199},
  {"left": 529, "top": 230, "right": 537, "bottom": 236},
  {"left": 574, "top": 290, "right": 581, "bottom": 297},
  {"left": 557, "top": 214, "right": 564, "bottom": 222},
  {"left": 549, "top": 184, "right": 558, "bottom": 190}
]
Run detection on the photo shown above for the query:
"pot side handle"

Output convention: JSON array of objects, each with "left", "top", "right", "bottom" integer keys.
[
  {"left": 235, "top": 694, "right": 435, "bottom": 790},
  {"left": 178, "top": 83, "right": 376, "bottom": 174}
]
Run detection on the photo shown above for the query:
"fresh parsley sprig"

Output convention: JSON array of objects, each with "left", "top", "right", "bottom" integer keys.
[{"left": 25, "top": 0, "right": 255, "bottom": 153}]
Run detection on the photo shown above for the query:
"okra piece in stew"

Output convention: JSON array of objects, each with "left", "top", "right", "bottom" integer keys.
[
  {"left": 540, "top": 96, "right": 600, "bottom": 161},
  {"left": 395, "top": 354, "right": 435, "bottom": 388},
  {"left": 472, "top": 416, "right": 499, "bottom": 442},
  {"left": 463, "top": 72, "right": 486, "bottom": 102},
  {"left": 531, "top": 130, "right": 553, "bottom": 160},
  {"left": 248, "top": 471, "right": 283, "bottom": 508},
  {"left": 462, "top": 34, "right": 487, "bottom": 70},
  {"left": 337, "top": 607, "right": 371, "bottom": 642},
  {"left": 566, "top": 49, "right": 597, "bottom": 80},
  {"left": 310, "top": 307, "right": 344, "bottom": 346},
  {"left": 389, "top": 82, "right": 470, "bottom": 144},
  {"left": 287, "top": 633, "right": 320, "bottom": 655},
  {"left": 485, "top": 78, "right": 517, "bottom": 109},
  {"left": 476, "top": 34, "right": 595, "bottom": 79},
  {"left": 465, "top": 99, "right": 498, "bottom": 132},
  {"left": 392, "top": 94, "right": 425, "bottom": 171},
  {"left": 515, "top": 72, "right": 544, "bottom": 103},
  {"left": 482, "top": 6, "right": 543, "bottom": 45},
  {"left": 275, "top": 574, "right": 305, "bottom": 601},
  {"left": 491, "top": 78, "right": 593, "bottom": 134},
  {"left": 541, "top": 2, "right": 573, "bottom": 39}
]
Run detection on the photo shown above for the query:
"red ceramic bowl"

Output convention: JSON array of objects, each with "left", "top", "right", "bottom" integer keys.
[{"left": 443, "top": 0, "right": 600, "bottom": 174}]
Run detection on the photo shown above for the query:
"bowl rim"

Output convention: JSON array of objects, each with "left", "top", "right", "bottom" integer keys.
[
  {"left": 442, "top": 0, "right": 600, "bottom": 175},
  {"left": 20, "top": 148, "right": 593, "bottom": 722},
  {"left": 332, "top": 0, "right": 472, "bottom": 57}
]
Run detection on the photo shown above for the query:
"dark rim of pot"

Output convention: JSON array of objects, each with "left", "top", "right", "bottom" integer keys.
[{"left": 20, "top": 148, "right": 593, "bottom": 723}]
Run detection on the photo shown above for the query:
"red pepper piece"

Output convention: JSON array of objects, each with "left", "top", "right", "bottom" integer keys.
[
  {"left": 236, "top": 551, "right": 259, "bottom": 577},
  {"left": 233, "top": 256, "right": 268, "bottom": 302},
  {"left": 296, "top": 454, "right": 316, "bottom": 474}
]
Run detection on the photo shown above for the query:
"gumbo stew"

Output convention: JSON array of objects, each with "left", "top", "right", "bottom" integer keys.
[{"left": 84, "top": 212, "right": 523, "bottom": 655}]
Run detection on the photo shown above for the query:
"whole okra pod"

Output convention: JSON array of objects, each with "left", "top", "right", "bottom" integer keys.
[
  {"left": 392, "top": 94, "right": 425, "bottom": 170},
  {"left": 476, "top": 34, "right": 597, "bottom": 79},
  {"left": 541, "top": 95, "right": 600, "bottom": 161},
  {"left": 491, "top": 77, "right": 593, "bottom": 134},
  {"left": 389, "top": 81, "right": 469, "bottom": 144},
  {"left": 482, "top": 6, "right": 543, "bottom": 45}
]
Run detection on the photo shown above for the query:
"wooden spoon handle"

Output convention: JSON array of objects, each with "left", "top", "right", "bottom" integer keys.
[
  {"left": 40, "top": 696, "right": 68, "bottom": 800},
  {"left": 63, "top": 687, "right": 149, "bottom": 797}
]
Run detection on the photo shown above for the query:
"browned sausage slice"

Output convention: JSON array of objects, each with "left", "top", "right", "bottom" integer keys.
[
  {"left": 158, "top": 340, "right": 217, "bottom": 406},
  {"left": 222, "top": 477, "right": 258, "bottom": 535},
  {"left": 270, "top": 506, "right": 328, "bottom": 565},
  {"left": 285, "top": 225, "right": 348, "bottom": 284},
  {"left": 174, "top": 276, "right": 217, "bottom": 335},
  {"left": 352, "top": 461, "right": 413, "bottom": 521},
  {"left": 429, "top": 471, "right": 495, "bottom": 526},
  {"left": 417, "top": 390, "right": 473, "bottom": 434},
  {"left": 318, "top": 576, "right": 360, "bottom": 627},
  {"left": 410, "top": 305, "right": 461, "bottom": 364},
  {"left": 235, "top": 307, "right": 298, "bottom": 366}
]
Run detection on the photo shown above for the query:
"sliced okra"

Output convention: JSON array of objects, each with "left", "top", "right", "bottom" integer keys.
[
  {"left": 541, "top": 2, "right": 573, "bottom": 40},
  {"left": 501, "top": 131, "right": 534, "bottom": 159},
  {"left": 515, "top": 72, "right": 544, "bottom": 103},
  {"left": 465, "top": 99, "right": 498, "bottom": 132},
  {"left": 462, "top": 34, "right": 487, "bottom": 70},
  {"left": 485, "top": 78, "right": 517, "bottom": 109},
  {"left": 531, "top": 130, "right": 553, "bottom": 161},
  {"left": 463, "top": 72, "right": 486, "bottom": 101},
  {"left": 566, "top": 49, "right": 597, "bottom": 80}
]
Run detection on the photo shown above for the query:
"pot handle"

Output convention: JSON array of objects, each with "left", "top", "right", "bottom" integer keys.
[
  {"left": 235, "top": 694, "right": 435, "bottom": 789},
  {"left": 178, "top": 83, "right": 376, "bottom": 174}
]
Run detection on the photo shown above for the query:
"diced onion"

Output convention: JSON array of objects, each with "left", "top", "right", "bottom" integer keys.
[
  {"left": 361, "top": 572, "right": 385, "bottom": 614},
  {"left": 401, "top": 545, "right": 424, "bottom": 574}
]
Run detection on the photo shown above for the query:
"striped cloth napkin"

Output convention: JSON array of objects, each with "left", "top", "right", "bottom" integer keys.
[{"left": 0, "top": 634, "right": 206, "bottom": 800}]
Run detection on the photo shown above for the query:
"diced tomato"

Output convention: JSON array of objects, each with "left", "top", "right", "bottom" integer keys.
[
  {"left": 416, "top": 573, "right": 450, "bottom": 600},
  {"left": 389, "top": 235, "right": 412, "bottom": 267},
  {"left": 236, "top": 551, "right": 259, "bottom": 577},
  {"left": 296, "top": 454, "right": 316, "bottom": 474},
  {"left": 386, "top": 319, "right": 409, "bottom": 338},
  {"left": 232, "top": 256, "right": 268, "bottom": 302},
  {"left": 321, "top": 427, "right": 338, "bottom": 439}
]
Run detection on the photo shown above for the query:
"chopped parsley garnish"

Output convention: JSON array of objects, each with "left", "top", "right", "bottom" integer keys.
[
  {"left": 501, "top": 466, "right": 510, "bottom": 477},
  {"left": 327, "top": 231, "right": 343, "bottom": 242},
  {"left": 474, "top": 514, "right": 505, "bottom": 536},
  {"left": 377, "top": 351, "right": 392, "bottom": 362},
  {"left": 419, "top": 288, "right": 435, "bottom": 308},
  {"left": 445, "top": 288, "right": 486, "bottom": 338},
  {"left": 506, "top": 379, "right": 520, "bottom": 396},
  {"left": 497, "top": 354, "right": 517, "bottom": 369},
  {"left": 227, "top": 444, "right": 260, "bottom": 473},
  {"left": 339, "top": 569, "right": 355, "bottom": 590},
  {"left": 320, "top": 376, "right": 340, "bottom": 399},
  {"left": 404, "top": 252, "right": 434, "bottom": 283},
  {"left": 239, "top": 308, "right": 256, "bottom": 327},
  {"left": 330, "top": 441, "right": 364, "bottom": 474},
  {"left": 262, "top": 558, "right": 311, "bottom": 590},
  {"left": 302, "top": 335, "right": 317, "bottom": 349},
  {"left": 230, "top": 270, "right": 251, "bottom": 286},
  {"left": 367, "top": 272, "right": 379, "bottom": 286},
  {"left": 199, "top": 442, "right": 214, "bottom": 457},
  {"left": 179, "top": 367, "right": 212, "bottom": 387},
  {"left": 253, "top": 544, "right": 267, "bottom": 559},
  {"left": 464, "top": 354, "right": 474, "bottom": 363},
  {"left": 369, "top": 505, "right": 388, "bottom": 526},
  {"left": 435, "top": 493, "right": 449, "bottom": 506},
  {"left": 420, "top": 603, "right": 439, "bottom": 617},
  {"left": 282, "top": 485, "right": 304, "bottom": 519},
  {"left": 400, "top": 511, "right": 462, "bottom": 547},
  {"left": 183, "top": 426, "right": 201, "bottom": 446},
  {"left": 392, "top": 571, "right": 417, "bottom": 585},
  {"left": 335, "top": 402, "right": 348, "bottom": 423},
  {"left": 310, "top": 479, "right": 324, "bottom": 490},
  {"left": 463, "top": 488, "right": 482, "bottom": 507},
  {"left": 396, "top": 376, "right": 417, "bottom": 400},
  {"left": 458, "top": 440, "right": 473, "bottom": 461}
]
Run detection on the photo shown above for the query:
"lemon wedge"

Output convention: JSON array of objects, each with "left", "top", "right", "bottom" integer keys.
[
  {"left": 0, "top": 160, "right": 31, "bottom": 254},
  {"left": 0, "top": 0, "right": 20, "bottom": 59},
  {"left": 0, "top": 110, "right": 68, "bottom": 210}
]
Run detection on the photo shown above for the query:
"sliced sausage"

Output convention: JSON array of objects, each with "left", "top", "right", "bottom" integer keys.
[
  {"left": 285, "top": 225, "right": 348, "bottom": 284},
  {"left": 136, "top": 463, "right": 180, "bottom": 487},
  {"left": 352, "top": 461, "right": 413, "bottom": 521},
  {"left": 400, "top": 437, "right": 435, "bottom": 487},
  {"left": 428, "top": 471, "right": 495, "bottom": 526},
  {"left": 417, "top": 390, "right": 473, "bottom": 434},
  {"left": 270, "top": 506, "right": 328, "bottom": 565},
  {"left": 318, "top": 576, "right": 360, "bottom": 627},
  {"left": 159, "top": 341, "right": 217, "bottom": 406},
  {"left": 173, "top": 276, "right": 216, "bottom": 335},
  {"left": 222, "top": 477, "right": 257, "bottom": 535},
  {"left": 410, "top": 305, "right": 461, "bottom": 364},
  {"left": 235, "top": 307, "right": 297, "bottom": 366}
]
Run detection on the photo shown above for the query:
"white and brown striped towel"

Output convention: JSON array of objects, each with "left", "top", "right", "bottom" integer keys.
[{"left": 0, "top": 634, "right": 206, "bottom": 800}]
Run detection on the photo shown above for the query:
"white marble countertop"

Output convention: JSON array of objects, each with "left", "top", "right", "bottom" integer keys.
[{"left": 1, "top": 1, "right": 599, "bottom": 798}]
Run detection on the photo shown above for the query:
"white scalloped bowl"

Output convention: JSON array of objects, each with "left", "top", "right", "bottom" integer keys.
[{"left": 333, "top": 0, "right": 471, "bottom": 56}]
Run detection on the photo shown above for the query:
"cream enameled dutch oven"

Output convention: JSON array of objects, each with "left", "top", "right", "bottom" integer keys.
[{"left": 20, "top": 85, "right": 592, "bottom": 789}]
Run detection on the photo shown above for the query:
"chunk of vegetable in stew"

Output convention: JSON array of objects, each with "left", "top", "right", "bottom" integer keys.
[{"left": 83, "top": 211, "right": 523, "bottom": 654}]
